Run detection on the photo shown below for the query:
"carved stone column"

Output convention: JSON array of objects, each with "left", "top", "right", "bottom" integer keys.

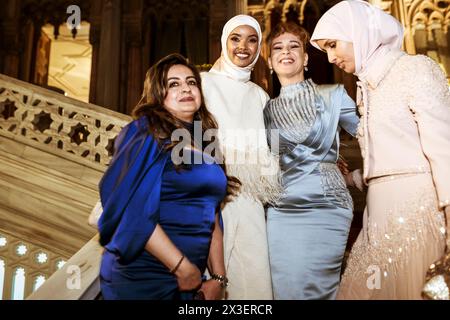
[
  {"left": 89, "top": 26, "right": 100, "bottom": 104},
  {"left": 2, "top": 264, "right": 14, "bottom": 300},
  {"left": 88, "top": 0, "right": 103, "bottom": 105},
  {"left": 209, "top": 0, "right": 228, "bottom": 63},
  {"left": 20, "top": 21, "right": 35, "bottom": 83},
  {"left": 250, "top": 12, "right": 270, "bottom": 92},
  {"left": 2, "top": 25, "right": 21, "bottom": 79},
  {"left": 96, "top": 0, "right": 122, "bottom": 111},
  {"left": 142, "top": 21, "right": 152, "bottom": 77},
  {"left": 122, "top": 1, "right": 143, "bottom": 115},
  {"left": 228, "top": 0, "right": 248, "bottom": 17},
  {"left": 125, "top": 19, "right": 143, "bottom": 115},
  {"left": 2, "top": 0, "right": 22, "bottom": 79}
]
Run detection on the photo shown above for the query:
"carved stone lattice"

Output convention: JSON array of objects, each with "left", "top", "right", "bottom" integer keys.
[
  {"left": 0, "top": 99, "right": 18, "bottom": 121},
  {"left": 0, "top": 75, "right": 131, "bottom": 168},
  {"left": 0, "top": 231, "right": 70, "bottom": 299}
]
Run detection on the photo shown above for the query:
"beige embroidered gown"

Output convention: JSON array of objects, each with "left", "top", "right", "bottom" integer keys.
[{"left": 337, "top": 51, "right": 450, "bottom": 300}]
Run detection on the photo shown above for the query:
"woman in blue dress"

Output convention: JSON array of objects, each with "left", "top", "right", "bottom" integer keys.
[
  {"left": 98, "top": 54, "right": 237, "bottom": 300},
  {"left": 264, "top": 22, "right": 360, "bottom": 299}
]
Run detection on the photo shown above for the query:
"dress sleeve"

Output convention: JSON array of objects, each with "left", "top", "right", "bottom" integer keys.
[
  {"left": 254, "top": 84, "right": 270, "bottom": 111},
  {"left": 98, "top": 117, "right": 166, "bottom": 264},
  {"left": 218, "top": 205, "right": 224, "bottom": 231},
  {"left": 408, "top": 56, "right": 450, "bottom": 209},
  {"left": 338, "top": 85, "right": 359, "bottom": 137}
]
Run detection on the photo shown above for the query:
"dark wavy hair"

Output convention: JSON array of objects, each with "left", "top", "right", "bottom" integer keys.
[{"left": 132, "top": 53, "right": 240, "bottom": 203}]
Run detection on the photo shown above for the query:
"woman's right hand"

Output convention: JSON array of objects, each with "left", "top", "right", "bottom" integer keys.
[
  {"left": 351, "top": 169, "right": 364, "bottom": 192},
  {"left": 174, "top": 258, "right": 202, "bottom": 291},
  {"left": 345, "top": 169, "right": 364, "bottom": 192}
]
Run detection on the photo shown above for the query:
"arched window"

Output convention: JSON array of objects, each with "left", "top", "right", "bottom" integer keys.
[
  {"left": 0, "top": 233, "right": 69, "bottom": 300},
  {"left": 11, "top": 267, "right": 26, "bottom": 300},
  {"left": 33, "top": 275, "right": 46, "bottom": 292},
  {"left": 38, "top": 22, "right": 92, "bottom": 102},
  {"left": 0, "top": 259, "right": 5, "bottom": 300},
  {"left": 56, "top": 259, "right": 67, "bottom": 270}
]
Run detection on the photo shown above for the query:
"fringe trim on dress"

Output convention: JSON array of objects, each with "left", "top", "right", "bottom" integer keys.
[{"left": 222, "top": 145, "right": 283, "bottom": 205}]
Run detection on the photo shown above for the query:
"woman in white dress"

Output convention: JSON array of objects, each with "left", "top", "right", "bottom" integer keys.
[{"left": 201, "top": 14, "right": 281, "bottom": 300}]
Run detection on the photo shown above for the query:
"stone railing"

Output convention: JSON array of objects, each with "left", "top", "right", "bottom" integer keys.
[
  {"left": 0, "top": 73, "right": 132, "bottom": 299},
  {"left": 27, "top": 235, "right": 103, "bottom": 300},
  {"left": 0, "top": 73, "right": 131, "bottom": 169}
]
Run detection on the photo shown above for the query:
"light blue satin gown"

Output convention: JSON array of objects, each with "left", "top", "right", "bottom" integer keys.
[{"left": 264, "top": 79, "right": 359, "bottom": 299}]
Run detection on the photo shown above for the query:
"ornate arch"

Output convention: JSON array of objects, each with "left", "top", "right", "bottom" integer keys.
[
  {"left": 370, "top": 0, "right": 449, "bottom": 80},
  {"left": 281, "top": 0, "right": 320, "bottom": 24},
  {"left": 143, "top": 0, "right": 210, "bottom": 65},
  {"left": 145, "top": 0, "right": 209, "bottom": 23},
  {"left": 21, "top": 0, "right": 91, "bottom": 39},
  {"left": 408, "top": 0, "right": 450, "bottom": 34}
]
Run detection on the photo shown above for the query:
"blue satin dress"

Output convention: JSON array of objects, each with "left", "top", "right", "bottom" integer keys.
[
  {"left": 98, "top": 117, "right": 227, "bottom": 300},
  {"left": 264, "top": 79, "right": 359, "bottom": 299}
]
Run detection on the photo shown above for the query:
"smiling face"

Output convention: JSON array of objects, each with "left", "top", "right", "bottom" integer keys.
[
  {"left": 226, "top": 25, "right": 259, "bottom": 68},
  {"left": 268, "top": 32, "right": 308, "bottom": 86},
  {"left": 163, "top": 64, "right": 202, "bottom": 123},
  {"left": 315, "top": 39, "right": 355, "bottom": 74}
]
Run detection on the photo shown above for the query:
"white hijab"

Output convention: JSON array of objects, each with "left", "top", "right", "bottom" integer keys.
[
  {"left": 310, "top": 0, "right": 404, "bottom": 79},
  {"left": 210, "top": 14, "right": 262, "bottom": 82},
  {"left": 201, "top": 15, "right": 281, "bottom": 205}
]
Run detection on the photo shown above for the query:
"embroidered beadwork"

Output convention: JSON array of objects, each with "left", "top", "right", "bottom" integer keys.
[
  {"left": 354, "top": 54, "right": 450, "bottom": 187},
  {"left": 222, "top": 145, "right": 282, "bottom": 205},
  {"left": 266, "top": 79, "right": 317, "bottom": 148},
  {"left": 340, "top": 180, "right": 446, "bottom": 298},
  {"left": 318, "top": 162, "right": 353, "bottom": 210}
]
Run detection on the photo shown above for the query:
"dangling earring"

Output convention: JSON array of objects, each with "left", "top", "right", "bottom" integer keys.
[
  {"left": 304, "top": 65, "right": 308, "bottom": 72},
  {"left": 269, "top": 68, "right": 273, "bottom": 75}
]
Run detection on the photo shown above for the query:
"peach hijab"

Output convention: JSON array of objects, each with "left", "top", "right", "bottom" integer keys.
[{"left": 310, "top": 0, "right": 404, "bottom": 79}]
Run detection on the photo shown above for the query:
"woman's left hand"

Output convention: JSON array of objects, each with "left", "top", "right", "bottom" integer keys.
[
  {"left": 197, "top": 279, "right": 224, "bottom": 300},
  {"left": 337, "top": 159, "right": 350, "bottom": 176}
]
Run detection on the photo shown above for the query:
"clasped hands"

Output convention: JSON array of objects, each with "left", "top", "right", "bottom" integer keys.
[{"left": 174, "top": 257, "right": 224, "bottom": 300}]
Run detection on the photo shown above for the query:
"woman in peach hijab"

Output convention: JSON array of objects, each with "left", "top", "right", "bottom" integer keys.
[{"left": 311, "top": 0, "right": 450, "bottom": 299}]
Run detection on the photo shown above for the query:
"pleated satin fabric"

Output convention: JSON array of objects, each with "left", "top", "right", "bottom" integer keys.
[{"left": 264, "top": 80, "right": 359, "bottom": 299}]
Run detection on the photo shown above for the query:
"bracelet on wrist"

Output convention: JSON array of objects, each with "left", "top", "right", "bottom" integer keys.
[
  {"left": 211, "top": 273, "right": 228, "bottom": 288},
  {"left": 170, "top": 254, "right": 185, "bottom": 274}
]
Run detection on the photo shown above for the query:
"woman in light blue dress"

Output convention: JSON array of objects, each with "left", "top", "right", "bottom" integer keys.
[{"left": 264, "top": 22, "right": 360, "bottom": 299}]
